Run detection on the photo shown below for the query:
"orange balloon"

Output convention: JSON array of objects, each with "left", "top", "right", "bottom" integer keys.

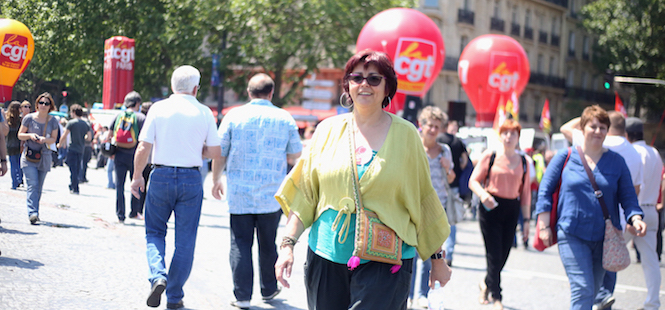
[{"left": 0, "top": 19, "right": 35, "bottom": 102}]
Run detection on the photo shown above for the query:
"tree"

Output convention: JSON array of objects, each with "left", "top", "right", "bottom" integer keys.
[
  {"left": 206, "top": 0, "right": 416, "bottom": 107},
  {"left": 581, "top": 0, "right": 665, "bottom": 117},
  {"left": 1, "top": 0, "right": 209, "bottom": 105}
]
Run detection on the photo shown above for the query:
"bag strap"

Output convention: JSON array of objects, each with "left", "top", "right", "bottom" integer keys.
[
  {"left": 520, "top": 154, "right": 527, "bottom": 194},
  {"left": 576, "top": 146, "right": 610, "bottom": 219},
  {"left": 485, "top": 151, "right": 496, "bottom": 187}
]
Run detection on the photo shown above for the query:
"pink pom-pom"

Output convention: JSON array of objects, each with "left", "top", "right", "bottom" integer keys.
[
  {"left": 390, "top": 265, "right": 401, "bottom": 274},
  {"left": 347, "top": 256, "right": 360, "bottom": 270}
]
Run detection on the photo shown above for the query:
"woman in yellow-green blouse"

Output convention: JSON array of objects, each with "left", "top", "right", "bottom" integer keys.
[{"left": 274, "top": 50, "right": 451, "bottom": 310}]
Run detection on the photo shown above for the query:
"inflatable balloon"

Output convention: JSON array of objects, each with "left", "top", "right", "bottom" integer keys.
[
  {"left": 0, "top": 19, "right": 35, "bottom": 103},
  {"left": 458, "top": 34, "right": 529, "bottom": 127},
  {"left": 356, "top": 8, "right": 445, "bottom": 114}
]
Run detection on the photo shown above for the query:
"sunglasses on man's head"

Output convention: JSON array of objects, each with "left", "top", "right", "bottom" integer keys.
[
  {"left": 38, "top": 101, "right": 51, "bottom": 106},
  {"left": 347, "top": 74, "right": 385, "bottom": 87}
]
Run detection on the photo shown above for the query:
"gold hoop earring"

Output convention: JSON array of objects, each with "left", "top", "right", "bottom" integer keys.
[{"left": 340, "top": 93, "right": 352, "bottom": 109}]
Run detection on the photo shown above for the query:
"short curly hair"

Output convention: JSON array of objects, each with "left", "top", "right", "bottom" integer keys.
[{"left": 341, "top": 49, "right": 397, "bottom": 108}]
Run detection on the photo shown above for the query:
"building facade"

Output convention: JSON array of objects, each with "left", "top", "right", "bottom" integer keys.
[{"left": 420, "top": 0, "right": 613, "bottom": 129}]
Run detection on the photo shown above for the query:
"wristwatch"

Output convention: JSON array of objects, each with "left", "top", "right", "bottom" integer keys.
[{"left": 430, "top": 249, "right": 445, "bottom": 260}]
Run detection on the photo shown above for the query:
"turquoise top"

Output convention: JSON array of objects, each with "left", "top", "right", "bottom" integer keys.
[{"left": 308, "top": 150, "right": 416, "bottom": 264}]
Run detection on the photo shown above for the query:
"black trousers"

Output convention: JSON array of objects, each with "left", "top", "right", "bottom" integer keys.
[
  {"left": 478, "top": 195, "right": 520, "bottom": 301},
  {"left": 304, "top": 248, "right": 413, "bottom": 310}
]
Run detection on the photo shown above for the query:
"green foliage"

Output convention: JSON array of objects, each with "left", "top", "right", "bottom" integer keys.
[
  {"left": 208, "top": 0, "right": 415, "bottom": 106},
  {"left": 581, "top": 0, "right": 665, "bottom": 116},
  {"left": 1, "top": 0, "right": 415, "bottom": 107},
  {"left": 1, "top": 0, "right": 208, "bottom": 105}
]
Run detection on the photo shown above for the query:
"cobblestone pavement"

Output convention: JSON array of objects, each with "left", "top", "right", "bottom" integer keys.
[{"left": 0, "top": 161, "right": 661, "bottom": 309}]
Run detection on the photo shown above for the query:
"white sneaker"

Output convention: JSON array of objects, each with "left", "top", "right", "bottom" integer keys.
[{"left": 230, "top": 300, "right": 250, "bottom": 309}]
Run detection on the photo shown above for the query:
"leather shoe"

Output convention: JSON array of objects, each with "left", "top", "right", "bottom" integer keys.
[
  {"left": 166, "top": 300, "right": 184, "bottom": 309},
  {"left": 147, "top": 278, "right": 167, "bottom": 307}
]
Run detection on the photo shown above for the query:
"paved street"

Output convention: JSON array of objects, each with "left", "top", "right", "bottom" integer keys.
[{"left": 0, "top": 160, "right": 661, "bottom": 309}]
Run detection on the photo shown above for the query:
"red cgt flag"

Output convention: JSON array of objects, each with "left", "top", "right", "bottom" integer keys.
[{"left": 615, "top": 91, "right": 627, "bottom": 117}]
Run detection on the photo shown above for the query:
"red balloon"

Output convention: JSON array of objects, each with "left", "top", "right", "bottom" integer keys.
[
  {"left": 356, "top": 8, "right": 445, "bottom": 114},
  {"left": 458, "top": 34, "right": 529, "bottom": 127}
]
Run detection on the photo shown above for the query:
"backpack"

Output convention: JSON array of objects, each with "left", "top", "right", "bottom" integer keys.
[{"left": 113, "top": 111, "right": 138, "bottom": 149}]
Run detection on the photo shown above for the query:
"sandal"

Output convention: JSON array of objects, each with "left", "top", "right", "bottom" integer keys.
[{"left": 479, "top": 281, "right": 489, "bottom": 304}]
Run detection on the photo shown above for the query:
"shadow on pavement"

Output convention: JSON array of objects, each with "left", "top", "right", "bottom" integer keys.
[
  {"left": 0, "top": 256, "right": 44, "bottom": 269},
  {"left": 264, "top": 299, "right": 306, "bottom": 310},
  {"left": 0, "top": 227, "right": 38, "bottom": 235},
  {"left": 39, "top": 221, "right": 89, "bottom": 229}
]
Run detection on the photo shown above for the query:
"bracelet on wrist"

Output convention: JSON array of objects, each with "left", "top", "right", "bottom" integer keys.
[{"left": 280, "top": 236, "right": 298, "bottom": 250}]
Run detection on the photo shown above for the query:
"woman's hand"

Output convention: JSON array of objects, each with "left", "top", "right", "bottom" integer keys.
[
  {"left": 538, "top": 226, "right": 552, "bottom": 247},
  {"left": 275, "top": 245, "right": 295, "bottom": 288},
  {"left": 440, "top": 156, "right": 452, "bottom": 172},
  {"left": 429, "top": 258, "right": 452, "bottom": 288},
  {"left": 631, "top": 218, "right": 647, "bottom": 237},
  {"left": 30, "top": 133, "right": 42, "bottom": 143},
  {"left": 480, "top": 193, "right": 496, "bottom": 210},
  {"left": 522, "top": 222, "right": 530, "bottom": 243}
]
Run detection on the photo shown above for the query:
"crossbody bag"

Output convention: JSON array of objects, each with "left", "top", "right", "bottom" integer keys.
[{"left": 577, "top": 146, "right": 631, "bottom": 272}]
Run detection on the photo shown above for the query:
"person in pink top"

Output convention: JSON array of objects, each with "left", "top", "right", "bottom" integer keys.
[{"left": 468, "top": 119, "right": 531, "bottom": 310}]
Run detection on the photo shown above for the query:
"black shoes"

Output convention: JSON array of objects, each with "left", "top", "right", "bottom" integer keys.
[
  {"left": 166, "top": 300, "right": 184, "bottom": 309},
  {"left": 263, "top": 286, "right": 282, "bottom": 301},
  {"left": 147, "top": 278, "right": 167, "bottom": 307}
]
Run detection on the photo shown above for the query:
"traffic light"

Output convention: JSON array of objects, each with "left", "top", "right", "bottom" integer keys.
[{"left": 603, "top": 70, "right": 614, "bottom": 90}]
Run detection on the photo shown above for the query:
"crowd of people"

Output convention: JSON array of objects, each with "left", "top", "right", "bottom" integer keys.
[{"left": 1, "top": 50, "right": 663, "bottom": 310}]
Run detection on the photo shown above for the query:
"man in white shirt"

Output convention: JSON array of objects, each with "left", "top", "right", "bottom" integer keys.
[
  {"left": 624, "top": 117, "right": 662, "bottom": 310},
  {"left": 561, "top": 111, "right": 643, "bottom": 310},
  {"left": 130, "top": 65, "right": 221, "bottom": 309}
]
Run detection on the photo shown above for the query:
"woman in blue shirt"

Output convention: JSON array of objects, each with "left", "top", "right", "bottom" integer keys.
[{"left": 535, "top": 105, "right": 646, "bottom": 309}]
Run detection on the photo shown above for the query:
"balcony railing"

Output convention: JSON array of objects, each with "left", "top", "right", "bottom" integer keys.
[
  {"left": 582, "top": 53, "right": 590, "bottom": 60},
  {"left": 490, "top": 17, "right": 505, "bottom": 32},
  {"left": 510, "top": 23, "right": 521, "bottom": 36},
  {"left": 544, "top": 0, "right": 568, "bottom": 7},
  {"left": 539, "top": 31, "right": 548, "bottom": 44},
  {"left": 458, "top": 9, "right": 475, "bottom": 25},
  {"left": 443, "top": 56, "right": 459, "bottom": 71},
  {"left": 568, "top": 49, "right": 576, "bottom": 57},
  {"left": 529, "top": 72, "right": 566, "bottom": 88},
  {"left": 524, "top": 27, "right": 533, "bottom": 40},
  {"left": 566, "top": 87, "right": 614, "bottom": 103},
  {"left": 551, "top": 35, "right": 560, "bottom": 47}
]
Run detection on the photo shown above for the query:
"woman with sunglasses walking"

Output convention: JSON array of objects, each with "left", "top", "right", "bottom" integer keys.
[
  {"left": 274, "top": 50, "right": 452, "bottom": 310},
  {"left": 17, "top": 92, "right": 59, "bottom": 224}
]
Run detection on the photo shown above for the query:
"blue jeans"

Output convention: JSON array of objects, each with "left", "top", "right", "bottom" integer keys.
[
  {"left": 115, "top": 151, "right": 140, "bottom": 220},
  {"left": 145, "top": 166, "right": 203, "bottom": 304},
  {"left": 107, "top": 158, "right": 115, "bottom": 188},
  {"left": 558, "top": 229, "right": 606, "bottom": 310},
  {"left": 66, "top": 150, "right": 82, "bottom": 193},
  {"left": 9, "top": 154, "right": 22, "bottom": 189},
  {"left": 230, "top": 211, "right": 281, "bottom": 301},
  {"left": 594, "top": 271, "right": 616, "bottom": 308},
  {"left": 79, "top": 146, "right": 92, "bottom": 181},
  {"left": 444, "top": 225, "right": 456, "bottom": 262},
  {"left": 23, "top": 166, "right": 48, "bottom": 217},
  {"left": 409, "top": 254, "right": 431, "bottom": 299}
]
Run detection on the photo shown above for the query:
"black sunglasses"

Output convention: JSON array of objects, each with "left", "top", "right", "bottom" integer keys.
[
  {"left": 348, "top": 74, "right": 385, "bottom": 87},
  {"left": 38, "top": 101, "right": 51, "bottom": 106}
]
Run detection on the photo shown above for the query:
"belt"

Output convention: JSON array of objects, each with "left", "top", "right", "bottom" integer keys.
[{"left": 153, "top": 164, "right": 199, "bottom": 170}]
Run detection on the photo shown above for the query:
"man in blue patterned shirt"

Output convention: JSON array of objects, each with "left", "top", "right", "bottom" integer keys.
[{"left": 212, "top": 73, "right": 302, "bottom": 309}]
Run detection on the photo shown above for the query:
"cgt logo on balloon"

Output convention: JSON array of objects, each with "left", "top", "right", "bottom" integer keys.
[
  {"left": 486, "top": 53, "right": 521, "bottom": 94},
  {"left": 0, "top": 33, "right": 29, "bottom": 69},
  {"left": 394, "top": 38, "right": 437, "bottom": 95},
  {"left": 104, "top": 41, "right": 134, "bottom": 70}
]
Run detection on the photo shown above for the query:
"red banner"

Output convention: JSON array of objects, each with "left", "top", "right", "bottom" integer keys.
[{"left": 102, "top": 36, "right": 135, "bottom": 109}]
